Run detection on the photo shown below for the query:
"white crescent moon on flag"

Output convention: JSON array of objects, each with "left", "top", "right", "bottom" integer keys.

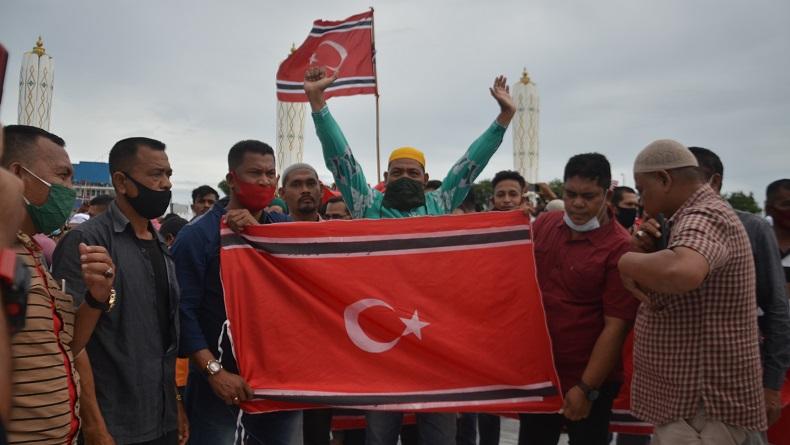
[
  {"left": 315, "top": 40, "right": 348, "bottom": 73},
  {"left": 344, "top": 298, "right": 401, "bottom": 353}
]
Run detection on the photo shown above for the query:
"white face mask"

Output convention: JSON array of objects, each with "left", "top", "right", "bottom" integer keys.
[{"left": 563, "top": 192, "right": 607, "bottom": 233}]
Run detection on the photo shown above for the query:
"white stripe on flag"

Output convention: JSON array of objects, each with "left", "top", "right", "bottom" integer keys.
[
  {"left": 221, "top": 223, "right": 531, "bottom": 244},
  {"left": 253, "top": 381, "right": 554, "bottom": 397},
  {"left": 312, "top": 18, "right": 372, "bottom": 30}
]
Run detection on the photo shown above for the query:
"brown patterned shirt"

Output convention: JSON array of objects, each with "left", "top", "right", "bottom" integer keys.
[
  {"left": 632, "top": 185, "right": 766, "bottom": 431},
  {"left": 8, "top": 232, "right": 80, "bottom": 444}
]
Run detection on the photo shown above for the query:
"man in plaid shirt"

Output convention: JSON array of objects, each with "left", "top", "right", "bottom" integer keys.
[{"left": 619, "top": 139, "right": 766, "bottom": 444}]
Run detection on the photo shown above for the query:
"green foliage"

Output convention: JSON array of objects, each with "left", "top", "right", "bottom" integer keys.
[
  {"left": 548, "top": 178, "right": 563, "bottom": 198},
  {"left": 473, "top": 180, "right": 493, "bottom": 210},
  {"left": 724, "top": 191, "right": 761, "bottom": 214},
  {"left": 217, "top": 179, "right": 230, "bottom": 197}
]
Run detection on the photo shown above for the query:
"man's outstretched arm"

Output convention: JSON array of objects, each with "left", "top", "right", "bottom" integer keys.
[
  {"left": 304, "top": 67, "right": 376, "bottom": 218},
  {"left": 437, "top": 75, "right": 516, "bottom": 211}
]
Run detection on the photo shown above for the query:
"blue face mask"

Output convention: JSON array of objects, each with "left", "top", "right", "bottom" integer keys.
[{"left": 563, "top": 193, "right": 607, "bottom": 233}]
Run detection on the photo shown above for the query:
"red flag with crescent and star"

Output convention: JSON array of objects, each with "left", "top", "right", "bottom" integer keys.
[
  {"left": 220, "top": 211, "right": 563, "bottom": 414},
  {"left": 276, "top": 10, "right": 377, "bottom": 102}
]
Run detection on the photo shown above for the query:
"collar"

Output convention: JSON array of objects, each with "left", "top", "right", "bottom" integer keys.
[
  {"left": 554, "top": 207, "right": 618, "bottom": 247},
  {"left": 668, "top": 184, "right": 713, "bottom": 226},
  {"left": 107, "top": 201, "right": 168, "bottom": 247},
  {"left": 16, "top": 231, "right": 41, "bottom": 252}
]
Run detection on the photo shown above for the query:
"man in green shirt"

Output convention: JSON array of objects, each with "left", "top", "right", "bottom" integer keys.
[
  {"left": 304, "top": 68, "right": 516, "bottom": 220},
  {"left": 303, "top": 68, "right": 516, "bottom": 445}
]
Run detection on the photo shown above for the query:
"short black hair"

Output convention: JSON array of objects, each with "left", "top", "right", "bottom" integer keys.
[
  {"left": 1, "top": 124, "right": 65, "bottom": 167},
  {"left": 108, "top": 137, "right": 166, "bottom": 173},
  {"left": 159, "top": 215, "right": 188, "bottom": 239},
  {"left": 321, "top": 195, "right": 346, "bottom": 214},
  {"left": 89, "top": 194, "right": 114, "bottom": 207},
  {"left": 688, "top": 146, "right": 723, "bottom": 181},
  {"left": 492, "top": 170, "right": 526, "bottom": 191},
  {"left": 563, "top": 153, "right": 611, "bottom": 190},
  {"left": 191, "top": 185, "right": 219, "bottom": 203},
  {"left": 766, "top": 179, "right": 790, "bottom": 203},
  {"left": 227, "top": 140, "right": 275, "bottom": 171},
  {"left": 611, "top": 186, "right": 636, "bottom": 207},
  {"left": 426, "top": 180, "right": 443, "bottom": 190}
]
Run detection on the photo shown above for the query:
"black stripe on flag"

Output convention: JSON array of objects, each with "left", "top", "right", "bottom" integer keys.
[
  {"left": 310, "top": 20, "right": 373, "bottom": 36},
  {"left": 255, "top": 385, "right": 557, "bottom": 406},
  {"left": 222, "top": 228, "right": 531, "bottom": 256},
  {"left": 277, "top": 78, "right": 376, "bottom": 91}
]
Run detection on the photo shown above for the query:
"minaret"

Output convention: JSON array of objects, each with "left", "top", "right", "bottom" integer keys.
[
  {"left": 512, "top": 68, "right": 539, "bottom": 183},
  {"left": 276, "top": 44, "right": 307, "bottom": 175},
  {"left": 18, "top": 36, "right": 54, "bottom": 130}
]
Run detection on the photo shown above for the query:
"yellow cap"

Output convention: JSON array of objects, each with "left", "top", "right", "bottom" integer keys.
[{"left": 388, "top": 146, "right": 425, "bottom": 168}]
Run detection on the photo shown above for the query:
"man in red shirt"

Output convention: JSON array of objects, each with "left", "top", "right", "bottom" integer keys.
[{"left": 519, "top": 153, "right": 639, "bottom": 445}]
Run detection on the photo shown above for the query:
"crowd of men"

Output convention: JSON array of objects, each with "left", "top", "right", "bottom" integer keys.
[{"left": 0, "top": 64, "right": 789, "bottom": 445}]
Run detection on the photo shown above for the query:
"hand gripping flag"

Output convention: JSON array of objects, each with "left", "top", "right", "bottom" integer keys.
[
  {"left": 276, "top": 10, "right": 377, "bottom": 102},
  {"left": 220, "top": 211, "right": 563, "bottom": 414}
]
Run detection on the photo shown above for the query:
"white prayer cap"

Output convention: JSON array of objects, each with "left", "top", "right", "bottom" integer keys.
[
  {"left": 545, "top": 199, "right": 565, "bottom": 212},
  {"left": 68, "top": 213, "right": 90, "bottom": 225},
  {"left": 633, "top": 139, "right": 698, "bottom": 173}
]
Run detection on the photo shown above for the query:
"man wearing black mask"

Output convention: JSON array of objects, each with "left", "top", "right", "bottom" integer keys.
[
  {"left": 303, "top": 68, "right": 515, "bottom": 221},
  {"left": 53, "top": 137, "right": 188, "bottom": 445},
  {"left": 611, "top": 186, "right": 639, "bottom": 232}
]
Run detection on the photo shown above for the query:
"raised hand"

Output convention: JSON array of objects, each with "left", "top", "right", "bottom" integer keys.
[
  {"left": 490, "top": 75, "right": 516, "bottom": 127},
  {"left": 304, "top": 67, "right": 337, "bottom": 112}
]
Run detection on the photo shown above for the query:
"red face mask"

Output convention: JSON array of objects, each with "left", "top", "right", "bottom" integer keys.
[{"left": 230, "top": 172, "right": 276, "bottom": 212}]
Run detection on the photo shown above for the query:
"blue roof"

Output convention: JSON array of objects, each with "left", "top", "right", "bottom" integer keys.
[{"left": 73, "top": 161, "right": 110, "bottom": 185}]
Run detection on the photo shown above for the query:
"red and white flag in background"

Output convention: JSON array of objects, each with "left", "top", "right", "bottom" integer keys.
[
  {"left": 220, "top": 211, "right": 563, "bottom": 414},
  {"left": 276, "top": 10, "right": 377, "bottom": 102}
]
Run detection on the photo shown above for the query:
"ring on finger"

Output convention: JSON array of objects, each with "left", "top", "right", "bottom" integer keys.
[
  {"left": 103, "top": 268, "right": 114, "bottom": 278},
  {"left": 636, "top": 230, "right": 645, "bottom": 238}
]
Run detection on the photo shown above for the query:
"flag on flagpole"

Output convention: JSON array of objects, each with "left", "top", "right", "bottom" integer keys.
[
  {"left": 277, "top": 10, "right": 377, "bottom": 102},
  {"left": 220, "top": 211, "right": 563, "bottom": 414}
]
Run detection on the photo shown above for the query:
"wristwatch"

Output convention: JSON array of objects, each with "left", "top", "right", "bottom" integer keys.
[
  {"left": 205, "top": 359, "right": 223, "bottom": 376},
  {"left": 84, "top": 288, "right": 117, "bottom": 312},
  {"left": 0, "top": 248, "right": 31, "bottom": 335},
  {"left": 575, "top": 381, "right": 600, "bottom": 402}
]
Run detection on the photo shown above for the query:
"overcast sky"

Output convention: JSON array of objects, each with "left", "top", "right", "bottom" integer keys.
[{"left": 2, "top": 0, "right": 788, "bottom": 206}]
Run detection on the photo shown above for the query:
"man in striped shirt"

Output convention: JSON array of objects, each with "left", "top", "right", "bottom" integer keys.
[{"left": 1, "top": 125, "right": 116, "bottom": 444}]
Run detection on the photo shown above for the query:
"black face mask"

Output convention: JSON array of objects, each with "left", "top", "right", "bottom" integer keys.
[
  {"left": 123, "top": 172, "right": 172, "bottom": 219},
  {"left": 616, "top": 206, "right": 637, "bottom": 229},
  {"left": 382, "top": 177, "right": 426, "bottom": 211}
]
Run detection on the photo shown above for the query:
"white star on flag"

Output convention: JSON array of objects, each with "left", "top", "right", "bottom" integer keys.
[{"left": 400, "top": 310, "right": 430, "bottom": 340}]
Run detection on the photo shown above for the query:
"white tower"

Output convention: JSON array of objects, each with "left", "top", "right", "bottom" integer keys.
[
  {"left": 512, "top": 68, "right": 539, "bottom": 183},
  {"left": 18, "top": 37, "right": 54, "bottom": 130},
  {"left": 276, "top": 45, "right": 307, "bottom": 175}
]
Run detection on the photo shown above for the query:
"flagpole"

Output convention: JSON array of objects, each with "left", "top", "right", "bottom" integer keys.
[{"left": 370, "top": 7, "right": 382, "bottom": 183}]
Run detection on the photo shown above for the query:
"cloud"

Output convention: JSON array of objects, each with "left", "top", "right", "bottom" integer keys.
[{"left": 1, "top": 0, "right": 788, "bottom": 205}]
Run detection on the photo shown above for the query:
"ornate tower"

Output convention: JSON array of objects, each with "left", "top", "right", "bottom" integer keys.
[
  {"left": 276, "top": 44, "right": 307, "bottom": 174},
  {"left": 18, "top": 36, "right": 54, "bottom": 130},
  {"left": 512, "top": 68, "right": 539, "bottom": 183}
]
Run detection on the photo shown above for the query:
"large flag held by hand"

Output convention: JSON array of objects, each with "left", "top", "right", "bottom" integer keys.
[
  {"left": 276, "top": 10, "right": 377, "bottom": 102},
  {"left": 220, "top": 211, "right": 563, "bottom": 413}
]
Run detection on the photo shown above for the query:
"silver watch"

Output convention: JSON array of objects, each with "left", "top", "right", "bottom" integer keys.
[{"left": 205, "top": 359, "right": 223, "bottom": 376}]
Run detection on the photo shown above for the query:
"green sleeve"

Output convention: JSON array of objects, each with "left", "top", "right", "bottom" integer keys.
[
  {"left": 311, "top": 106, "right": 378, "bottom": 219},
  {"left": 434, "top": 121, "right": 507, "bottom": 211}
]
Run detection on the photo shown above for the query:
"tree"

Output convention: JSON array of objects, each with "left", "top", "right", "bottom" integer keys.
[
  {"left": 548, "top": 178, "right": 563, "bottom": 198},
  {"left": 724, "top": 191, "right": 761, "bottom": 214},
  {"left": 217, "top": 179, "right": 230, "bottom": 197},
  {"left": 473, "top": 180, "right": 493, "bottom": 211}
]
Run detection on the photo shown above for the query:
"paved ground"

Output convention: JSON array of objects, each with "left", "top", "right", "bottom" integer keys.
[{"left": 497, "top": 418, "right": 571, "bottom": 445}]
